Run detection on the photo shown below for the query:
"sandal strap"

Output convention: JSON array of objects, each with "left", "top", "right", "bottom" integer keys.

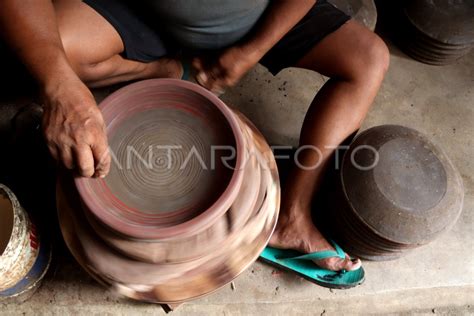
[
  {"left": 278, "top": 240, "right": 346, "bottom": 262},
  {"left": 331, "top": 240, "right": 346, "bottom": 259}
]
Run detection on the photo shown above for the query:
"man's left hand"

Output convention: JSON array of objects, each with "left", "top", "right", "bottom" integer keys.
[{"left": 193, "top": 46, "right": 261, "bottom": 95}]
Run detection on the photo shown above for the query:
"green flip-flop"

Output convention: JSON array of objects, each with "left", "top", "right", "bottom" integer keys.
[{"left": 259, "top": 241, "right": 365, "bottom": 289}]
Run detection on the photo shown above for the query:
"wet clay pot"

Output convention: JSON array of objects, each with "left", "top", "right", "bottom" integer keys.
[{"left": 57, "top": 79, "right": 280, "bottom": 304}]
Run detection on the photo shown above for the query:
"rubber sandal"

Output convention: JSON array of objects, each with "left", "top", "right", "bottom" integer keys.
[{"left": 259, "top": 241, "right": 365, "bottom": 289}]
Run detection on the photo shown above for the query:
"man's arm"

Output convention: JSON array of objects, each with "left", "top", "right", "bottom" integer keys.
[
  {"left": 0, "top": 0, "right": 73, "bottom": 89},
  {"left": 193, "top": 0, "right": 316, "bottom": 93},
  {"left": 0, "top": 0, "right": 110, "bottom": 178}
]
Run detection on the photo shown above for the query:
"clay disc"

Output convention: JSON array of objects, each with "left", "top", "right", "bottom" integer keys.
[{"left": 404, "top": 0, "right": 474, "bottom": 46}]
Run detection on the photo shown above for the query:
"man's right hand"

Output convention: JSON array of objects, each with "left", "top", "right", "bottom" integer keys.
[
  {"left": 1, "top": 0, "right": 110, "bottom": 178},
  {"left": 42, "top": 77, "right": 111, "bottom": 178}
]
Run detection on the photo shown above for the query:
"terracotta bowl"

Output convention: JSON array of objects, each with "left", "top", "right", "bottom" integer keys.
[
  {"left": 75, "top": 79, "right": 246, "bottom": 240},
  {"left": 330, "top": 125, "right": 464, "bottom": 260}
]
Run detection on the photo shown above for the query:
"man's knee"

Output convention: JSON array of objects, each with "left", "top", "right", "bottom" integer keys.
[
  {"left": 61, "top": 41, "right": 98, "bottom": 82},
  {"left": 74, "top": 62, "right": 104, "bottom": 84},
  {"left": 54, "top": 0, "right": 121, "bottom": 83},
  {"left": 357, "top": 33, "right": 390, "bottom": 83}
]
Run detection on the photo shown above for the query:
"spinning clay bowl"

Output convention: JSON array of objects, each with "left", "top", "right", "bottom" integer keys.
[
  {"left": 76, "top": 79, "right": 243, "bottom": 240},
  {"left": 57, "top": 79, "right": 280, "bottom": 303},
  {"left": 330, "top": 125, "right": 464, "bottom": 260}
]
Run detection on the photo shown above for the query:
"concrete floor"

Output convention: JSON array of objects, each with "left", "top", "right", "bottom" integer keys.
[{"left": 1, "top": 41, "right": 473, "bottom": 315}]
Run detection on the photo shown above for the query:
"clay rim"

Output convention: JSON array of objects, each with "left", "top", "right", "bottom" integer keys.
[{"left": 74, "top": 79, "right": 246, "bottom": 240}]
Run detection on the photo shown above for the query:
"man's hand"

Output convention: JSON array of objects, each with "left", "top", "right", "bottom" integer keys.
[
  {"left": 42, "top": 77, "right": 110, "bottom": 178},
  {"left": 193, "top": 46, "right": 261, "bottom": 95},
  {"left": 194, "top": 0, "right": 315, "bottom": 95},
  {"left": 1, "top": 1, "right": 111, "bottom": 178}
]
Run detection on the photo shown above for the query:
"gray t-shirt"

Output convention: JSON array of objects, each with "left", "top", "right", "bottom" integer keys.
[{"left": 143, "top": 0, "right": 270, "bottom": 49}]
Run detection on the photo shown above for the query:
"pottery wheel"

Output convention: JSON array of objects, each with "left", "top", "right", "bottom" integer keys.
[{"left": 59, "top": 79, "right": 280, "bottom": 303}]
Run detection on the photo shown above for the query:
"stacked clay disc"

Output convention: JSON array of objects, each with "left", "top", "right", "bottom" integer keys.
[
  {"left": 328, "top": 125, "right": 464, "bottom": 260},
  {"left": 56, "top": 79, "right": 280, "bottom": 304},
  {"left": 328, "top": 0, "right": 377, "bottom": 31},
  {"left": 396, "top": 0, "right": 474, "bottom": 65}
]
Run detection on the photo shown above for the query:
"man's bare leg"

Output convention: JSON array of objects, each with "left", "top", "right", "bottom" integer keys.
[
  {"left": 269, "top": 21, "right": 390, "bottom": 271},
  {"left": 53, "top": 0, "right": 181, "bottom": 88}
]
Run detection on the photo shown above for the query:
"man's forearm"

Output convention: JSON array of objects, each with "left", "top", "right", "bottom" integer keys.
[
  {"left": 0, "top": 0, "right": 76, "bottom": 90},
  {"left": 240, "top": 0, "right": 316, "bottom": 59}
]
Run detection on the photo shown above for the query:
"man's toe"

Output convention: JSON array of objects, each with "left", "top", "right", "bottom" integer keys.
[
  {"left": 316, "top": 256, "right": 362, "bottom": 272},
  {"left": 341, "top": 257, "right": 362, "bottom": 271}
]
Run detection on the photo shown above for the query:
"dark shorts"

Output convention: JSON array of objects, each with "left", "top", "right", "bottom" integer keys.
[{"left": 83, "top": 0, "right": 350, "bottom": 75}]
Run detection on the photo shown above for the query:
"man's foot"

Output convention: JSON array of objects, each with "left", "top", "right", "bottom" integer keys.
[{"left": 269, "top": 203, "right": 361, "bottom": 272}]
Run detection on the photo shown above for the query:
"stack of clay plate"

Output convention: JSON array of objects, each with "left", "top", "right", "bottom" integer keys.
[
  {"left": 396, "top": 0, "right": 474, "bottom": 65},
  {"left": 56, "top": 79, "right": 280, "bottom": 305},
  {"left": 327, "top": 125, "right": 464, "bottom": 261},
  {"left": 0, "top": 184, "right": 51, "bottom": 302}
]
